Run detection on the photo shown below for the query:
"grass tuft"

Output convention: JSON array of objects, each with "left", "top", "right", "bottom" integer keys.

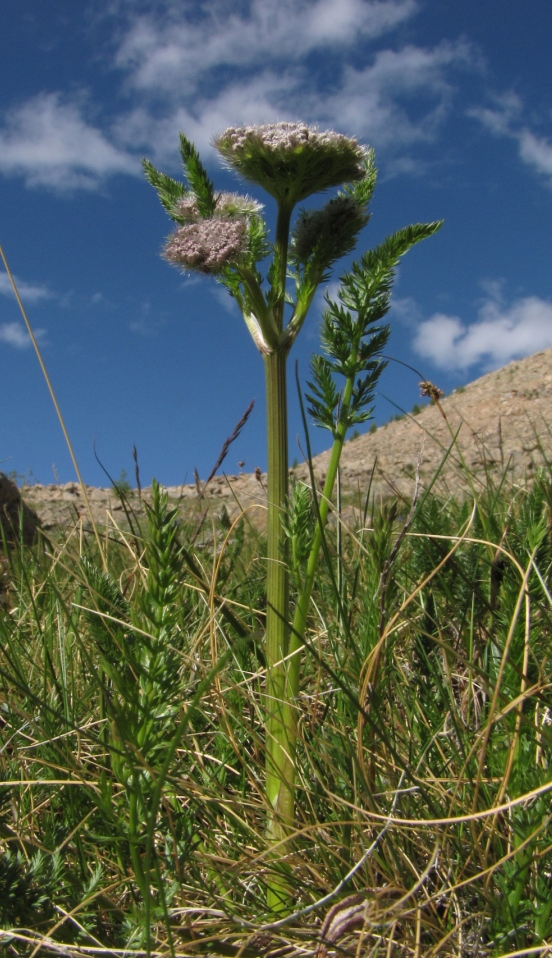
[{"left": 1, "top": 437, "right": 552, "bottom": 956}]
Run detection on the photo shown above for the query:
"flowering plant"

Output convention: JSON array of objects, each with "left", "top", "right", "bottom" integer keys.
[{"left": 144, "top": 122, "right": 441, "bottom": 911}]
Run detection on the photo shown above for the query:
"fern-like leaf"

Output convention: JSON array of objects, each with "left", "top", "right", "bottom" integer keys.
[
  {"left": 179, "top": 133, "right": 216, "bottom": 217},
  {"left": 142, "top": 159, "right": 189, "bottom": 221}
]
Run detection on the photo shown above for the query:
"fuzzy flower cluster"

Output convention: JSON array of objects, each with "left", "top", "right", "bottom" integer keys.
[
  {"left": 165, "top": 190, "right": 262, "bottom": 273},
  {"left": 164, "top": 218, "right": 248, "bottom": 273},
  {"left": 217, "top": 122, "right": 360, "bottom": 154},
  {"left": 173, "top": 191, "right": 262, "bottom": 224},
  {"left": 215, "top": 122, "right": 368, "bottom": 205}
]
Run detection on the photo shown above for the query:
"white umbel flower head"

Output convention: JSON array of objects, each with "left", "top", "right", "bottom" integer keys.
[{"left": 215, "top": 122, "right": 368, "bottom": 205}]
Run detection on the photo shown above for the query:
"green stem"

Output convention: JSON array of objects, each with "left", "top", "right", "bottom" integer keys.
[
  {"left": 273, "top": 203, "right": 292, "bottom": 333},
  {"left": 264, "top": 346, "right": 292, "bottom": 905},
  {"left": 264, "top": 200, "right": 294, "bottom": 911},
  {"left": 128, "top": 782, "right": 148, "bottom": 902}
]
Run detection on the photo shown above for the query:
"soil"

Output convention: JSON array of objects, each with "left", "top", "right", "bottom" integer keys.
[{"left": 20, "top": 348, "right": 552, "bottom": 534}]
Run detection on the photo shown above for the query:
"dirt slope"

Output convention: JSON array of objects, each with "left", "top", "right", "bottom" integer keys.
[{"left": 21, "top": 348, "right": 552, "bottom": 531}]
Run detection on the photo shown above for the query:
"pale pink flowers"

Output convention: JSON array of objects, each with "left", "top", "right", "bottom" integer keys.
[
  {"left": 172, "top": 191, "right": 262, "bottom": 224},
  {"left": 215, "top": 123, "right": 367, "bottom": 204},
  {"left": 164, "top": 191, "right": 262, "bottom": 272},
  {"left": 164, "top": 218, "right": 248, "bottom": 273}
]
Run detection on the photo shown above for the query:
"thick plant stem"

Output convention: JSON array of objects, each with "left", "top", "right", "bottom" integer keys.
[
  {"left": 273, "top": 203, "right": 292, "bottom": 327},
  {"left": 264, "top": 346, "right": 293, "bottom": 909},
  {"left": 263, "top": 201, "right": 296, "bottom": 912}
]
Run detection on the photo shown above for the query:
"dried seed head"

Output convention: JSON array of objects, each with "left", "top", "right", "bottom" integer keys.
[
  {"left": 215, "top": 122, "right": 368, "bottom": 205},
  {"left": 419, "top": 380, "right": 444, "bottom": 402},
  {"left": 419, "top": 380, "right": 447, "bottom": 419},
  {"left": 164, "top": 217, "right": 248, "bottom": 273}
]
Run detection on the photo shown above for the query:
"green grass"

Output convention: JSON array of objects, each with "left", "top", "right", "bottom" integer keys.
[{"left": 1, "top": 448, "right": 552, "bottom": 957}]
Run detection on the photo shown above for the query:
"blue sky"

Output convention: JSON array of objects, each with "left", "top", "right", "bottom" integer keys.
[{"left": 2, "top": 0, "right": 552, "bottom": 487}]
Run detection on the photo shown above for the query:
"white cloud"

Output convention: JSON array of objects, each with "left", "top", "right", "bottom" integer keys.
[
  {"left": 114, "top": 0, "right": 418, "bottom": 95},
  {"left": 210, "top": 283, "right": 241, "bottom": 315},
  {"left": 113, "top": 71, "right": 293, "bottom": 160},
  {"left": 471, "top": 93, "right": 552, "bottom": 188},
  {"left": 0, "top": 1, "right": 475, "bottom": 192},
  {"left": 0, "top": 273, "right": 52, "bottom": 302},
  {"left": 0, "top": 92, "right": 137, "bottom": 190},
  {"left": 128, "top": 301, "right": 167, "bottom": 335},
  {"left": 308, "top": 41, "right": 473, "bottom": 146},
  {"left": 109, "top": 0, "right": 475, "bottom": 167},
  {"left": 389, "top": 295, "right": 420, "bottom": 325},
  {"left": 413, "top": 293, "right": 552, "bottom": 371},
  {"left": 518, "top": 130, "right": 552, "bottom": 182},
  {"left": 0, "top": 322, "right": 46, "bottom": 348},
  {"left": 115, "top": 40, "right": 473, "bottom": 170}
]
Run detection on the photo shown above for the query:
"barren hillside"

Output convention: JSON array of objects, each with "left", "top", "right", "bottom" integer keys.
[{"left": 21, "top": 348, "right": 552, "bottom": 531}]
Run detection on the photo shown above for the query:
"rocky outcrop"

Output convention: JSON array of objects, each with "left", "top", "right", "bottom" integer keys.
[{"left": 19, "top": 474, "right": 268, "bottom": 535}]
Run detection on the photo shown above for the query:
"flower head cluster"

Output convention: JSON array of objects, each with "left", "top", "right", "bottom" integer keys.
[
  {"left": 173, "top": 191, "right": 262, "bottom": 224},
  {"left": 215, "top": 123, "right": 368, "bottom": 205},
  {"left": 164, "top": 218, "right": 248, "bottom": 273},
  {"left": 165, "top": 191, "right": 262, "bottom": 273}
]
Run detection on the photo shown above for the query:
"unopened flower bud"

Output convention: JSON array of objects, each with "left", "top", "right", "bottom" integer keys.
[
  {"left": 173, "top": 195, "right": 202, "bottom": 223},
  {"left": 292, "top": 195, "right": 368, "bottom": 265},
  {"left": 173, "top": 191, "right": 262, "bottom": 224},
  {"left": 214, "top": 192, "right": 263, "bottom": 217}
]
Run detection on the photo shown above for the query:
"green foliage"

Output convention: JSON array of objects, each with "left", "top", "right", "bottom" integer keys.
[
  {"left": 306, "top": 222, "right": 441, "bottom": 437},
  {"left": 289, "top": 195, "right": 370, "bottom": 286},
  {"left": 282, "top": 480, "right": 314, "bottom": 578},
  {"left": 0, "top": 850, "right": 53, "bottom": 928},
  {"left": 178, "top": 133, "right": 216, "bottom": 217},
  {"left": 112, "top": 467, "right": 133, "bottom": 500},
  {"left": 1, "top": 453, "right": 552, "bottom": 953},
  {"left": 141, "top": 159, "right": 188, "bottom": 221},
  {"left": 338, "top": 222, "right": 442, "bottom": 317},
  {"left": 142, "top": 134, "right": 216, "bottom": 223},
  {"left": 306, "top": 353, "right": 341, "bottom": 433}
]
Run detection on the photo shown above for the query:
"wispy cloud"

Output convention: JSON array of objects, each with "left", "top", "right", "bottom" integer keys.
[
  {"left": 471, "top": 92, "right": 552, "bottom": 187},
  {"left": 114, "top": 0, "right": 418, "bottom": 95},
  {"left": 112, "top": 70, "right": 294, "bottom": 159},
  {"left": 0, "top": 273, "right": 53, "bottom": 301},
  {"left": 0, "top": 322, "right": 46, "bottom": 348},
  {"left": 0, "top": 92, "right": 137, "bottom": 190},
  {"left": 0, "top": 0, "right": 476, "bottom": 192},
  {"left": 303, "top": 41, "right": 474, "bottom": 147},
  {"left": 114, "top": 39, "right": 474, "bottom": 168},
  {"left": 518, "top": 130, "right": 552, "bottom": 183},
  {"left": 412, "top": 290, "right": 552, "bottom": 371},
  {"left": 128, "top": 300, "right": 168, "bottom": 335},
  {"left": 111, "top": 0, "right": 474, "bottom": 156}
]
